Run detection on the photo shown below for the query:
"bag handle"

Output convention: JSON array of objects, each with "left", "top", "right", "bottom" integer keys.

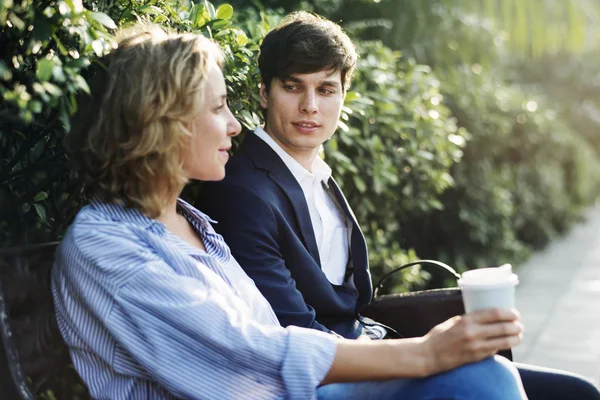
[{"left": 372, "top": 259, "right": 461, "bottom": 300}]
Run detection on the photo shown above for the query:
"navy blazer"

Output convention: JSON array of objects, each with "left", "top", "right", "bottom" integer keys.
[{"left": 198, "top": 131, "right": 373, "bottom": 338}]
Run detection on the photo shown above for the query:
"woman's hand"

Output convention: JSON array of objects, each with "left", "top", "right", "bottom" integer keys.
[
  {"left": 322, "top": 308, "right": 522, "bottom": 384},
  {"left": 422, "top": 308, "right": 523, "bottom": 375}
]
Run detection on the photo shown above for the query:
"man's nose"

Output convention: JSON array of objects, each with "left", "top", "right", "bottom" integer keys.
[{"left": 300, "top": 90, "right": 318, "bottom": 114}]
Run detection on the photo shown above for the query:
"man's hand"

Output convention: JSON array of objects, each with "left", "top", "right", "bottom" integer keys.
[{"left": 422, "top": 308, "right": 523, "bottom": 375}]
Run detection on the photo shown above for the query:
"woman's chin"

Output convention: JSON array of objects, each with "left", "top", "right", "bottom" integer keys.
[{"left": 202, "top": 171, "right": 226, "bottom": 182}]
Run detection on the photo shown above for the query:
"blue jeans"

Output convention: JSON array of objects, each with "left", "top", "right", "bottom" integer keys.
[{"left": 316, "top": 355, "right": 526, "bottom": 399}]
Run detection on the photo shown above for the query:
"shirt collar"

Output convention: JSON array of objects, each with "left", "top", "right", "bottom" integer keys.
[
  {"left": 253, "top": 126, "right": 332, "bottom": 187},
  {"left": 311, "top": 154, "right": 332, "bottom": 186},
  {"left": 89, "top": 198, "right": 217, "bottom": 235}
]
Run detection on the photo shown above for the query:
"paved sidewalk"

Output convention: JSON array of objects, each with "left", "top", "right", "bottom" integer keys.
[{"left": 513, "top": 206, "right": 600, "bottom": 386}]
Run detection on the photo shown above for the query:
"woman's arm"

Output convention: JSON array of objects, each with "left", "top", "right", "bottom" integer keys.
[{"left": 323, "top": 308, "right": 522, "bottom": 384}]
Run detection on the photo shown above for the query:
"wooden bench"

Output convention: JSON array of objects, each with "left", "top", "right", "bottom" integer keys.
[
  {"left": 0, "top": 243, "right": 510, "bottom": 398},
  {"left": 0, "top": 243, "right": 89, "bottom": 399}
]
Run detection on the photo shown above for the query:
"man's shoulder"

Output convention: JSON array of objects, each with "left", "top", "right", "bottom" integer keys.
[
  {"left": 204, "top": 162, "right": 279, "bottom": 202},
  {"left": 222, "top": 149, "right": 260, "bottom": 179},
  {"left": 216, "top": 136, "right": 285, "bottom": 188},
  {"left": 200, "top": 157, "right": 288, "bottom": 219},
  {"left": 200, "top": 133, "right": 293, "bottom": 209}
]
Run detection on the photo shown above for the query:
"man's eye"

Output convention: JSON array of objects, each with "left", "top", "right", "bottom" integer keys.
[{"left": 283, "top": 85, "right": 296, "bottom": 91}]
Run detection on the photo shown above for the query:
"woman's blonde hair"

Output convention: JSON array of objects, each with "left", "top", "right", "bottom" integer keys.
[{"left": 68, "top": 24, "right": 223, "bottom": 218}]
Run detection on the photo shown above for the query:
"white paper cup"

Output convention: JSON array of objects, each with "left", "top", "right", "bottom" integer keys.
[{"left": 458, "top": 264, "right": 519, "bottom": 313}]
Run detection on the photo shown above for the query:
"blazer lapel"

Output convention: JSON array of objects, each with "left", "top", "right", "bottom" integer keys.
[
  {"left": 241, "top": 132, "right": 321, "bottom": 266},
  {"left": 328, "top": 177, "right": 373, "bottom": 305}
]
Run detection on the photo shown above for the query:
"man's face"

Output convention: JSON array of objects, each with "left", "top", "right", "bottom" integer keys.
[{"left": 260, "top": 69, "right": 344, "bottom": 166}]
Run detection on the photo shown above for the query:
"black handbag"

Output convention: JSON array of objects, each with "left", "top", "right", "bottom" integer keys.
[{"left": 361, "top": 260, "right": 512, "bottom": 360}]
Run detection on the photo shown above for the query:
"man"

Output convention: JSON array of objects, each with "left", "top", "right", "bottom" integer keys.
[
  {"left": 199, "top": 11, "right": 377, "bottom": 340},
  {"left": 199, "top": 11, "right": 600, "bottom": 399}
]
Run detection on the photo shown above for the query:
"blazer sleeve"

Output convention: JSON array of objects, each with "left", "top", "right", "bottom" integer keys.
[{"left": 199, "top": 181, "right": 332, "bottom": 333}]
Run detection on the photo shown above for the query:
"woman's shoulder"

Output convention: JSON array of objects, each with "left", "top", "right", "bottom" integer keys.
[
  {"left": 54, "top": 203, "right": 164, "bottom": 287},
  {"left": 69, "top": 202, "right": 151, "bottom": 237},
  {"left": 58, "top": 202, "right": 158, "bottom": 263}
]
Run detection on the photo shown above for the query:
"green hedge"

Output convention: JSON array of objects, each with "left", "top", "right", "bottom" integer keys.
[
  {"left": 402, "top": 68, "right": 600, "bottom": 269},
  {"left": 2, "top": 0, "right": 598, "bottom": 292},
  {"left": 326, "top": 40, "right": 466, "bottom": 288},
  {"left": 326, "top": 0, "right": 600, "bottom": 271},
  {"left": 1, "top": 0, "right": 117, "bottom": 246}
]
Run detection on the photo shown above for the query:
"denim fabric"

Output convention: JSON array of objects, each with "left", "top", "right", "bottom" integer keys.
[{"left": 316, "top": 356, "right": 526, "bottom": 400}]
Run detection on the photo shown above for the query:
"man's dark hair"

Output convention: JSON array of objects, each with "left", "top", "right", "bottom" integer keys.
[{"left": 259, "top": 11, "right": 358, "bottom": 92}]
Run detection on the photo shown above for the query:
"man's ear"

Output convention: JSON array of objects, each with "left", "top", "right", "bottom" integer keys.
[{"left": 259, "top": 82, "right": 269, "bottom": 109}]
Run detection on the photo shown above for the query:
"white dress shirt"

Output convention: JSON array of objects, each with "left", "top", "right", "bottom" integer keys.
[{"left": 254, "top": 127, "right": 350, "bottom": 285}]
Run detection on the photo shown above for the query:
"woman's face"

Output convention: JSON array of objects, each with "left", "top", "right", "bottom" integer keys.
[{"left": 182, "top": 61, "right": 242, "bottom": 181}]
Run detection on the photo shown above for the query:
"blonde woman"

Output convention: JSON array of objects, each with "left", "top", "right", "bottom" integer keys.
[{"left": 52, "top": 24, "right": 526, "bottom": 399}]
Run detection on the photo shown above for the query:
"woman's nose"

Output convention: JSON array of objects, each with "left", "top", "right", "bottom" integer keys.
[{"left": 228, "top": 109, "right": 242, "bottom": 137}]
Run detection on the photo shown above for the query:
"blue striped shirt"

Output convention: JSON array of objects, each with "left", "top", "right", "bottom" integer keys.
[{"left": 51, "top": 199, "right": 337, "bottom": 399}]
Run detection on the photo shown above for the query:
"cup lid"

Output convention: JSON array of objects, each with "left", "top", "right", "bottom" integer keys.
[{"left": 458, "top": 264, "right": 519, "bottom": 289}]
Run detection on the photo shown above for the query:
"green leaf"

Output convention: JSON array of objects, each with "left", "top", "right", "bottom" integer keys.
[
  {"left": 344, "top": 91, "right": 361, "bottom": 101},
  {"left": 0, "top": 61, "right": 12, "bottom": 80},
  {"left": 90, "top": 11, "right": 117, "bottom": 29},
  {"left": 33, "top": 191, "right": 48, "bottom": 202},
  {"left": 44, "top": 389, "right": 58, "bottom": 400},
  {"left": 338, "top": 120, "right": 349, "bottom": 132},
  {"left": 33, "top": 203, "right": 47, "bottom": 221},
  {"left": 417, "top": 150, "right": 434, "bottom": 160},
  {"left": 42, "top": 81, "right": 61, "bottom": 96},
  {"left": 37, "top": 59, "right": 54, "bottom": 81},
  {"left": 52, "top": 34, "right": 68, "bottom": 56},
  {"left": 189, "top": 4, "right": 206, "bottom": 28},
  {"left": 139, "top": 5, "right": 163, "bottom": 16},
  {"left": 74, "top": 74, "right": 90, "bottom": 94},
  {"left": 65, "top": 58, "right": 90, "bottom": 69},
  {"left": 216, "top": 4, "right": 233, "bottom": 20},
  {"left": 210, "top": 19, "right": 230, "bottom": 29},
  {"left": 205, "top": 1, "right": 216, "bottom": 19},
  {"left": 52, "top": 65, "right": 66, "bottom": 82},
  {"left": 153, "top": 14, "right": 169, "bottom": 24},
  {"left": 352, "top": 175, "right": 367, "bottom": 193},
  {"left": 68, "top": 92, "right": 77, "bottom": 114},
  {"left": 91, "top": 40, "right": 104, "bottom": 56},
  {"left": 60, "top": 108, "right": 71, "bottom": 131},
  {"left": 8, "top": 13, "right": 25, "bottom": 30},
  {"left": 29, "top": 100, "right": 42, "bottom": 113},
  {"left": 236, "top": 31, "right": 248, "bottom": 47},
  {"left": 65, "top": 0, "right": 84, "bottom": 14}
]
